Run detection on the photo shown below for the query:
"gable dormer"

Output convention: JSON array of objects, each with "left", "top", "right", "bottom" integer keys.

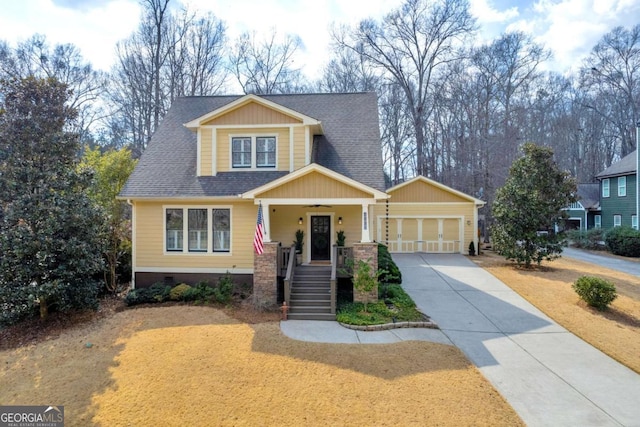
[{"left": 184, "top": 94, "right": 323, "bottom": 176}]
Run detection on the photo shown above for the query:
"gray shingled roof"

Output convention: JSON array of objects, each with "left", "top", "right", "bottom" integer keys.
[
  {"left": 577, "top": 183, "right": 599, "bottom": 210},
  {"left": 119, "top": 92, "right": 385, "bottom": 198},
  {"left": 596, "top": 150, "right": 637, "bottom": 179}
]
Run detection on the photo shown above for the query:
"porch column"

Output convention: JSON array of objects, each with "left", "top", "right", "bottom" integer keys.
[
  {"left": 352, "top": 242, "right": 378, "bottom": 304},
  {"left": 361, "top": 203, "right": 372, "bottom": 242},
  {"left": 262, "top": 202, "right": 271, "bottom": 242},
  {"left": 252, "top": 241, "right": 279, "bottom": 308}
]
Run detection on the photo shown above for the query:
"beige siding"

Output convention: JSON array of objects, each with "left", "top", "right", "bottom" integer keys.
[
  {"left": 293, "top": 126, "right": 306, "bottom": 169},
  {"left": 269, "top": 204, "right": 362, "bottom": 261},
  {"left": 214, "top": 127, "right": 290, "bottom": 172},
  {"left": 389, "top": 181, "right": 469, "bottom": 203},
  {"left": 200, "top": 128, "right": 212, "bottom": 176},
  {"left": 203, "top": 101, "right": 302, "bottom": 126},
  {"left": 134, "top": 201, "right": 256, "bottom": 270},
  {"left": 256, "top": 171, "right": 372, "bottom": 199}
]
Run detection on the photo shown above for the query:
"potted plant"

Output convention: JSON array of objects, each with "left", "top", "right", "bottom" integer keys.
[
  {"left": 468, "top": 241, "right": 476, "bottom": 256},
  {"left": 336, "top": 230, "right": 346, "bottom": 247},
  {"left": 294, "top": 229, "right": 304, "bottom": 264}
]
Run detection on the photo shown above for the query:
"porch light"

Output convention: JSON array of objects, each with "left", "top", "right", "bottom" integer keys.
[
  {"left": 338, "top": 217, "right": 343, "bottom": 225},
  {"left": 298, "top": 217, "right": 303, "bottom": 225}
]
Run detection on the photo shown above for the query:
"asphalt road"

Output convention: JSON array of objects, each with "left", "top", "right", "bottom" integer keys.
[{"left": 563, "top": 247, "right": 640, "bottom": 277}]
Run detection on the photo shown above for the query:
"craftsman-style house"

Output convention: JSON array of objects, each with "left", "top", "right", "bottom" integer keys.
[{"left": 119, "top": 92, "right": 484, "bottom": 318}]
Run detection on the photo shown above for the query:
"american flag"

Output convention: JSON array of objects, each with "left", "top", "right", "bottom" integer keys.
[{"left": 253, "top": 202, "right": 265, "bottom": 255}]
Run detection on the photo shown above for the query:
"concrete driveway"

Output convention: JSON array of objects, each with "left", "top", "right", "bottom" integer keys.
[{"left": 395, "top": 253, "right": 640, "bottom": 427}]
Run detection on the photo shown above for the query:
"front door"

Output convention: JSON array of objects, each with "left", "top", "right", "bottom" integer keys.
[{"left": 311, "top": 216, "right": 331, "bottom": 261}]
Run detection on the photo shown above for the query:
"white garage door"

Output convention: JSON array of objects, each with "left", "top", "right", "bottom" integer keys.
[{"left": 379, "top": 217, "right": 462, "bottom": 253}]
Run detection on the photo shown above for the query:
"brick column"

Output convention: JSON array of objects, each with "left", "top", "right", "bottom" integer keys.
[
  {"left": 352, "top": 242, "right": 378, "bottom": 304},
  {"left": 253, "top": 242, "right": 279, "bottom": 309}
]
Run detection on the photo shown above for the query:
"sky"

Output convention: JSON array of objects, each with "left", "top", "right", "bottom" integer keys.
[{"left": 0, "top": 0, "right": 639, "bottom": 83}]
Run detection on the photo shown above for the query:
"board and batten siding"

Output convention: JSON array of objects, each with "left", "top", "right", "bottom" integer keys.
[
  {"left": 133, "top": 201, "right": 257, "bottom": 271},
  {"left": 202, "top": 101, "right": 302, "bottom": 126},
  {"left": 256, "top": 171, "right": 372, "bottom": 199}
]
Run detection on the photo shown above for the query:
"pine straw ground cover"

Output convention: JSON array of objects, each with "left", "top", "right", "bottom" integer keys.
[
  {"left": 0, "top": 305, "right": 523, "bottom": 426},
  {"left": 472, "top": 250, "right": 640, "bottom": 373}
]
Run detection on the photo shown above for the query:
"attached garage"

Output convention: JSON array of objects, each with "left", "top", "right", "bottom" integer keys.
[{"left": 373, "top": 176, "right": 485, "bottom": 254}]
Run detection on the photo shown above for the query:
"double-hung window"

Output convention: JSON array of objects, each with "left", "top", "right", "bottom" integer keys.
[
  {"left": 165, "top": 207, "right": 231, "bottom": 253},
  {"left": 232, "top": 137, "right": 252, "bottom": 168},
  {"left": 256, "top": 137, "right": 276, "bottom": 167},
  {"left": 633, "top": 215, "right": 638, "bottom": 230},
  {"left": 188, "top": 209, "right": 208, "bottom": 252},
  {"left": 231, "top": 136, "right": 276, "bottom": 169},
  {"left": 614, "top": 214, "right": 622, "bottom": 227},
  {"left": 602, "top": 178, "right": 610, "bottom": 198},
  {"left": 213, "top": 209, "right": 230, "bottom": 252},
  {"left": 166, "top": 209, "right": 184, "bottom": 251},
  {"left": 618, "top": 176, "right": 626, "bottom": 197}
]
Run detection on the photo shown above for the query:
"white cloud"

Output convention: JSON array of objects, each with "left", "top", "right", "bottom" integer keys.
[
  {"left": 0, "top": 0, "right": 140, "bottom": 71},
  {"left": 470, "top": 0, "right": 519, "bottom": 24},
  {"left": 504, "top": 0, "right": 640, "bottom": 73}
]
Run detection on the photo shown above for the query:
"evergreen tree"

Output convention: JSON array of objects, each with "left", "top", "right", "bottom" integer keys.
[
  {"left": 0, "top": 76, "right": 105, "bottom": 324},
  {"left": 491, "top": 143, "right": 577, "bottom": 268}
]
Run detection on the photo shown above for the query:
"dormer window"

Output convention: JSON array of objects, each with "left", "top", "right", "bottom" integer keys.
[
  {"left": 231, "top": 135, "right": 276, "bottom": 169},
  {"left": 232, "top": 137, "right": 252, "bottom": 168}
]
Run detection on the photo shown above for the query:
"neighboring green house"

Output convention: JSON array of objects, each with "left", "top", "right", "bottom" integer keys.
[
  {"left": 595, "top": 150, "right": 638, "bottom": 230},
  {"left": 562, "top": 183, "right": 600, "bottom": 231}
]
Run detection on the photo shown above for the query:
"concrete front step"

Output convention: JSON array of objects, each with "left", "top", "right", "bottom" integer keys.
[{"left": 287, "top": 312, "right": 336, "bottom": 321}]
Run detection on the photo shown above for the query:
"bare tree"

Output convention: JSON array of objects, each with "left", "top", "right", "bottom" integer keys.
[
  {"left": 317, "top": 44, "right": 380, "bottom": 93},
  {"left": 230, "top": 29, "right": 307, "bottom": 94},
  {"left": 106, "top": 1, "right": 227, "bottom": 154},
  {"left": 0, "top": 34, "right": 106, "bottom": 144},
  {"left": 580, "top": 24, "right": 640, "bottom": 157},
  {"left": 333, "top": 0, "right": 476, "bottom": 177}
]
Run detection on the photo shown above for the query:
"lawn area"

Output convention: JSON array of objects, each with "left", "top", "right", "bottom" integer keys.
[
  {"left": 0, "top": 305, "right": 523, "bottom": 426},
  {"left": 471, "top": 250, "right": 640, "bottom": 373}
]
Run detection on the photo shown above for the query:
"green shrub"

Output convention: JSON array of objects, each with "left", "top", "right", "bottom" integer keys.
[
  {"left": 572, "top": 276, "right": 618, "bottom": 310},
  {"left": 125, "top": 282, "right": 171, "bottom": 306},
  {"left": 182, "top": 281, "right": 215, "bottom": 303},
  {"left": 170, "top": 283, "right": 192, "bottom": 301},
  {"left": 378, "top": 243, "right": 402, "bottom": 284},
  {"left": 214, "top": 273, "right": 234, "bottom": 304},
  {"left": 605, "top": 226, "right": 640, "bottom": 257},
  {"left": 567, "top": 228, "right": 606, "bottom": 250}
]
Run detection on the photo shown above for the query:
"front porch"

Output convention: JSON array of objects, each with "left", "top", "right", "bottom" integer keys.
[{"left": 254, "top": 242, "right": 379, "bottom": 320}]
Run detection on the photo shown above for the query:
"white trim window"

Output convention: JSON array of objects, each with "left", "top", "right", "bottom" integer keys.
[
  {"left": 632, "top": 215, "right": 638, "bottom": 230},
  {"left": 256, "top": 136, "right": 276, "bottom": 167},
  {"left": 230, "top": 135, "right": 277, "bottom": 169},
  {"left": 594, "top": 215, "right": 601, "bottom": 229},
  {"left": 213, "top": 209, "right": 231, "bottom": 252},
  {"left": 188, "top": 209, "right": 208, "bottom": 252},
  {"left": 166, "top": 209, "right": 184, "bottom": 251},
  {"left": 602, "top": 178, "right": 610, "bottom": 198},
  {"left": 618, "top": 176, "right": 626, "bottom": 197},
  {"left": 613, "top": 214, "right": 622, "bottom": 227},
  {"left": 231, "top": 137, "right": 252, "bottom": 168},
  {"left": 165, "top": 207, "right": 231, "bottom": 253}
]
